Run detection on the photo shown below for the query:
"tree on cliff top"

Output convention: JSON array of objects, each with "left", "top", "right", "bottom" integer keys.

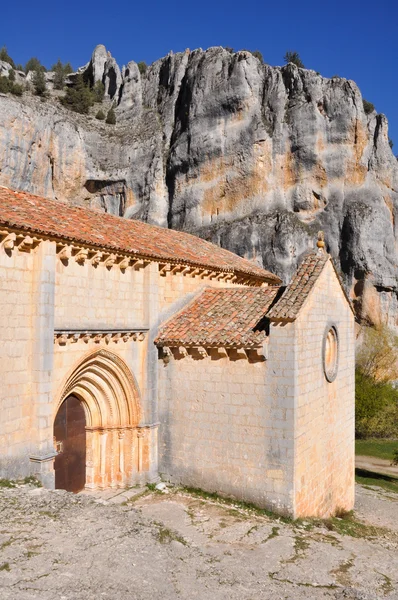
[
  {"left": 284, "top": 51, "right": 305, "bottom": 68},
  {"left": 0, "top": 46, "right": 15, "bottom": 68},
  {"left": 32, "top": 69, "right": 46, "bottom": 96},
  {"left": 51, "top": 59, "right": 73, "bottom": 90},
  {"left": 25, "top": 57, "right": 46, "bottom": 74}
]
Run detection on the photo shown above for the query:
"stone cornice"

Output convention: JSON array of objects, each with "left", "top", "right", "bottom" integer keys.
[
  {"left": 54, "top": 328, "right": 148, "bottom": 346},
  {"left": 0, "top": 224, "right": 266, "bottom": 287}
]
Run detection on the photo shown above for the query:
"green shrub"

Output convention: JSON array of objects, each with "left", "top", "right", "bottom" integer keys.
[
  {"left": 32, "top": 69, "right": 46, "bottom": 96},
  {"left": 137, "top": 61, "right": 147, "bottom": 76},
  {"left": 363, "top": 99, "right": 375, "bottom": 115},
  {"left": 284, "top": 51, "right": 305, "bottom": 68},
  {"left": 0, "top": 75, "right": 10, "bottom": 93},
  {"left": 0, "top": 45, "right": 15, "bottom": 68},
  {"left": 105, "top": 108, "right": 116, "bottom": 124},
  {"left": 51, "top": 59, "right": 73, "bottom": 90},
  {"left": 61, "top": 73, "right": 94, "bottom": 114},
  {"left": 389, "top": 138, "right": 394, "bottom": 150},
  {"left": 9, "top": 68, "right": 15, "bottom": 82},
  {"left": 95, "top": 109, "right": 106, "bottom": 120},
  {"left": 250, "top": 50, "right": 264, "bottom": 63},
  {"left": 92, "top": 80, "right": 105, "bottom": 102},
  {"left": 25, "top": 57, "right": 46, "bottom": 74},
  {"left": 392, "top": 450, "right": 398, "bottom": 466},
  {"left": 225, "top": 47, "right": 234, "bottom": 54},
  {"left": 10, "top": 83, "right": 23, "bottom": 96}
]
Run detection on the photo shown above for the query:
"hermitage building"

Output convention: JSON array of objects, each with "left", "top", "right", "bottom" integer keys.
[{"left": 0, "top": 186, "right": 355, "bottom": 518}]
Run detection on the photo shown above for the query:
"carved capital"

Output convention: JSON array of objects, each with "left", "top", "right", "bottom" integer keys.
[
  {"left": 104, "top": 254, "right": 116, "bottom": 268},
  {"left": 91, "top": 251, "right": 102, "bottom": 266},
  {"left": 58, "top": 245, "right": 72, "bottom": 261}
]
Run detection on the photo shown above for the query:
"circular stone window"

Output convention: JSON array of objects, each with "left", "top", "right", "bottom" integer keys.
[{"left": 323, "top": 325, "right": 339, "bottom": 383}]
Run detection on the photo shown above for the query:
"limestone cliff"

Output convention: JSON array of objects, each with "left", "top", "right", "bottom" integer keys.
[{"left": 0, "top": 45, "right": 397, "bottom": 326}]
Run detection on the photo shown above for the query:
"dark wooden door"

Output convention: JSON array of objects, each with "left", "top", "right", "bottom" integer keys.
[{"left": 54, "top": 395, "right": 86, "bottom": 493}]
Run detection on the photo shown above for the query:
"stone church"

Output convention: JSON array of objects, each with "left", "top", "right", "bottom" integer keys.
[{"left": 0, "top": 186, "right": 355, "bottom": 518}]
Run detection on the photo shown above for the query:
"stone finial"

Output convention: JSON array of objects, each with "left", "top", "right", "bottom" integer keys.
[{"left": 317, "top": 231, "right": 325, "bottom": 252}]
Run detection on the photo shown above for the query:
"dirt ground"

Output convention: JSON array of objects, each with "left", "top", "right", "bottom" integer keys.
[{"left": 0, "top": 482, "right": 397, "bottom": 600}]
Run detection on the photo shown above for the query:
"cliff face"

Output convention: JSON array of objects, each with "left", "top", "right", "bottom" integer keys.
[{"left": 0, "top": 45, "right": 397, "bottom": 326}]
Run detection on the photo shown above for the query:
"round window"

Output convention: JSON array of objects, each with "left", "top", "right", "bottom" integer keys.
[{"left": 323, "top": 325, "right": 339, "bottom": 382}]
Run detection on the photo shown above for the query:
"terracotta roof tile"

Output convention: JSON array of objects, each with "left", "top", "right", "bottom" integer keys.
[
  {"left": 155, "top": 286, "right": 280, "bottom": 348},
  {"left": 0, "top": 187, "right": 280, "bottom": 283},
  {"left": 267, "top": 251, "right": 329, "bottom": 320}
]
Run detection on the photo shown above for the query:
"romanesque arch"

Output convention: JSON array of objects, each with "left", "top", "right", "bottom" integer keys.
[{"left": 55, "top": 349, "right": 145, "bottom": 491}]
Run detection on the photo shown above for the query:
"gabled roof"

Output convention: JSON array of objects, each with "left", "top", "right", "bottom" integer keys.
[
  {"left": 155, "top": 286, "right": 280, "bottom": 348},
  {"left": 0, "top": 187, "right": 280, "bottom": 284},
  {"left": 268, "top": 250, "right": 353, "bottom": 321}
]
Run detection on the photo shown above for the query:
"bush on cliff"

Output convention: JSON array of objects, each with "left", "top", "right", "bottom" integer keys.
[
  {"left": 0, "top": 46, "right": 15, "bottom": 68},
  {"left": 95, "top": 109, "right": 106, "bottom": 120},
  {"left": 0, "top": 75, "right": 24, "bottom": 96},
  {"left": 25, "top": 57, "right": 46, "bottom": 74},
  {"left": 51, "top": 59, "right": 73, "bottom": 90},
  {"left": 61, "top": 73, "right": 94, "bottom": 114},
  {"left": 284, "top": 51, "right": 305, "bottom": 68},
  {"left": 363, "top": 99, "right": 375, "bottom": 115},
  {"left": 137, "top": 62, "right": 147, "bottom": 76},
  {"left": 32, "top": 69, "right": 46, "bottom": 96},
  {"left": 105, "top": 108, "right": 116, "bottom": 124}
]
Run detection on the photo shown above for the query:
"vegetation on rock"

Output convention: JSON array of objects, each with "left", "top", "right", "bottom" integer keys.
[
  {"left": 95, "top": 109, "right": 106, "bottom": 120},
  {"left": 0, "top": 46, "right": 15, "bottom": 68},
  {"left": 32, "top": 69, "right": 46, "bottom": 96},
  {"left": 51, "top": 59, "right": 73, "bottom": 90},
  {"left": 25, "top": 57, "right": 46, "bottom": 74},
  {"left": 284, "top": 51, "right": 305, "bottom": 68},
  {"left": 137, "top": 61, "right": 147, "bottom": 75},
  {"left": 363, "top": 98, "right": 375, "bottom": 114},
  {"left": 60, "top": 73, "right": 94, "bottom": 114},
  {"left": 106, "top": 108, "right": 116, "bottom": 124},
  {"left": 0, "top": 75, "right": 24, "bottom": 96}
]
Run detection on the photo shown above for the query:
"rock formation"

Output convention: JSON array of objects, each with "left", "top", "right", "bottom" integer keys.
[{"left": 0, "top": 44, "right": 397, "bottom": 326}]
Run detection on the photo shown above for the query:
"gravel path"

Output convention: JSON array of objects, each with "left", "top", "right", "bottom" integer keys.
[{"left": 0, "top": 483, "right": 397, "bottom": 600}]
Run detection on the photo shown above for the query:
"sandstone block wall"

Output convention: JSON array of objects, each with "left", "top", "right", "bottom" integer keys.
[
  {"left": 157, "top": 342, "right": 296, "bottom": 515},
  {"left": 0, "top": 247, "right": 35, "bottom": 478},
  {"left": 294, "top": 261, "right": 355, "bottom": 517}
]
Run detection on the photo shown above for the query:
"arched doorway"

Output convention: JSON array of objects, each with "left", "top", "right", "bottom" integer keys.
[
  {"left": 54, "top": 395, "right": 86, "bottom": 493},
  {"left": 54, "top": 349, "right": 144, "bottom": 491}
]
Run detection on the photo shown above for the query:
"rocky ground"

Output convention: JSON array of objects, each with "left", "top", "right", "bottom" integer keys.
[{"left": 0, "top": 482, "right": 397, "bottom": 600}]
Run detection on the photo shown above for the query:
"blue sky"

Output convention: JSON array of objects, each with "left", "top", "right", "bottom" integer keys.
[{"left": 3, "top": 0, "right": 397, "bottom": 146}]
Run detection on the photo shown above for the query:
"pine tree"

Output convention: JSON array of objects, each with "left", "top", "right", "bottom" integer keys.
[
  {"left": 32, "top": 69, "right": 46, "bottom": 96},
  {"left": 0, "top": 46, "right": 15, "bottom": 68},
  {"left": 284, "top": 51, "right": 305, "bottom": 68},
  {"left": 61, "top": 73, "right": 94, "bottom": 114},
  {"left": 105, "top": 108, "right": 116, "bottom": 124}
]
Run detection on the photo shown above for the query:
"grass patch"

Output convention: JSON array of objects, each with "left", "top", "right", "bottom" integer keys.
[
  {"left": 0, "top": 562, "right": 10, "bottom": 571},
  {"left": 355, "top": 439, "right": 398, "bottom": 461},
  {"left": 153, "top": 521, "right": 188, "bottom": 546},
  {"left": 0, "top": 479, "right": 16, "bottom": 488},
  {"left": 324, "top": 511, "right": 388, "bottom": 538},
  {"left": 355, "top": 468, "right": 398, "bottom": 494},
  {"left": 179, "top": 486, "right": 293, "bottom": 524},
  {"left": 23, "top": 476, "right": 42, "bottom": 487}
]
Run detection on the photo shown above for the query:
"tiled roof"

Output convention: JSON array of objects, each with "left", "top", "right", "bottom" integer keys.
[
  {"left": 0, "top": 187, "right": 280, "bottom": 283},
  {"left": 155, "top": 286, "right": 280, "bottom": 348},
  {"left": 267, "top": 251, "right": 330, "bottom": 321}
]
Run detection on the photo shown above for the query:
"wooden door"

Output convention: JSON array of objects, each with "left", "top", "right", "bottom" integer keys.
[{"left": 54, "top": 395, "right": 86, "bottom": 492}]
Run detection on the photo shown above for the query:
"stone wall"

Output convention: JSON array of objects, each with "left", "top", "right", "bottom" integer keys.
[
  {"left": 0, "top": 244, "right": 35, "bottom": 478},
  {"left": 157, "top": 341, "right": 296, "bottom": 515},
  {"left": 294, "top": 261, "right": 355, "bottom": 517}
]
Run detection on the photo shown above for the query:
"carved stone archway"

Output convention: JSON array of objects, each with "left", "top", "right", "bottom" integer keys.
[{"left": 55, "top": 349, "right": 146, "bottom": 490}]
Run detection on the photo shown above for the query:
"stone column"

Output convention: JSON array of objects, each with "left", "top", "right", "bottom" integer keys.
[{"left": 29, "top": 240, "right": 57, "bottom": 488}]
